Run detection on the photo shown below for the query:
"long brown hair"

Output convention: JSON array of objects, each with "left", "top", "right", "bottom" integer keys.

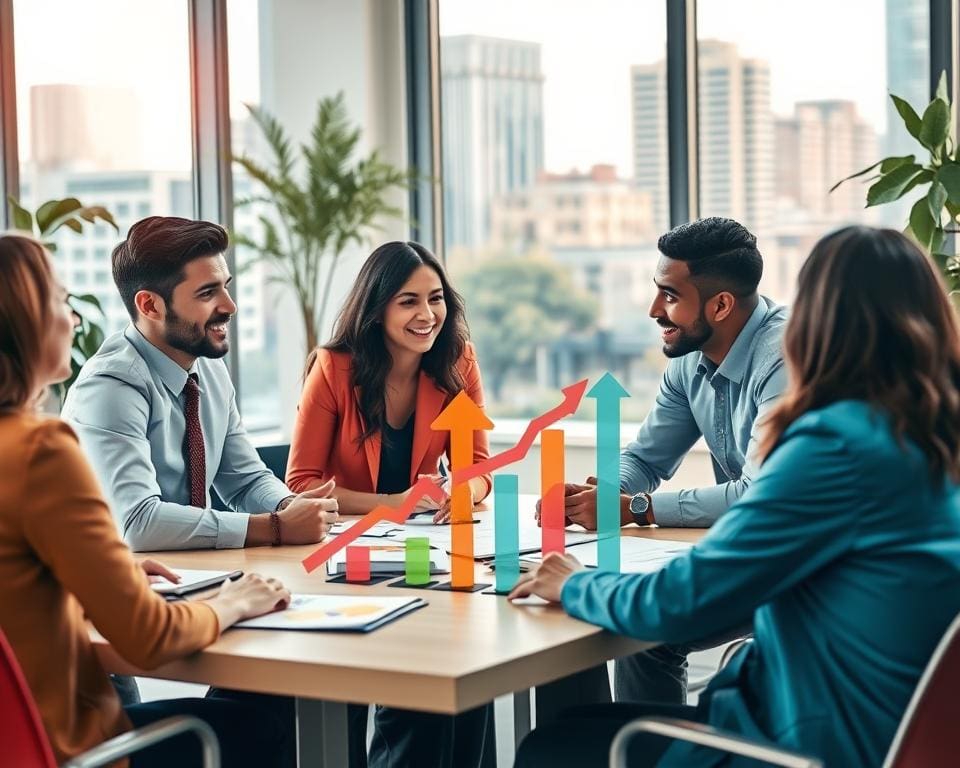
[
  {"left": 310, "top": 241, "right": 469, "bottom": 444},
  {"left": 759, "top": 226, "right": 960, "bottom": 481},
  {"left": 0, "top": 235, "right": 55, "bottom": 412}
]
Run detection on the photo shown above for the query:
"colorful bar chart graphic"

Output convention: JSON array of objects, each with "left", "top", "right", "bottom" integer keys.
[
  {"left": 345, "top": 546, "right": 370, "bottom": 582},
  {"left": 540, "top": 429, "right": 565, "bottom": 556},
  {"left": 588, "top": 373, "right": 630, "bottom": 572},
  {"left": 301, "top": 380, "right": 591, "bottom": 576},
  {"left": 493, "top": 475, "right": 520, "bottom": 593},
  {"left": 405, "top": 538, "right": 431, "bottom": 585}
]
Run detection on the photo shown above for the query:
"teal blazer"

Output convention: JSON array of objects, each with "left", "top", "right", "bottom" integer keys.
[{"left": 562, "top": 400, "right": 960, "bottom": 766}]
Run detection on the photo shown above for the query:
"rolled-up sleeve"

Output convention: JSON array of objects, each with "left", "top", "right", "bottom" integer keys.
[
  {"left": 65, "top": 373, "right": 251, "bottom": 551},
  {"left": 619, "top": 361, "right": 702, "bottom": 498},
  {"left": 648, "top": 362, "right": 787, "bottom": 528}
]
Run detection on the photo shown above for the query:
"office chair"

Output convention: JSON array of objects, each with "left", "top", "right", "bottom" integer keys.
[
  {"left": 610, "top": 612, "right": 960, "bottom": 768},
  {"left": 0, "top": 628, "right": 220, "bottom": 768}
]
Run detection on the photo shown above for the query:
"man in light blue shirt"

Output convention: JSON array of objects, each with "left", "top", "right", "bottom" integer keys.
[
  {"left": 63, "top": 216, "right": 338, "bottom": 552},
  {"left": 541, "top": 217, "right": 787, "bottom": 706}
]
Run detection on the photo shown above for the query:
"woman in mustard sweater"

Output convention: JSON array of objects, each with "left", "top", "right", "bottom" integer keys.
[{"left": 0, "top": 233, "right": 292, "bottom": 767}]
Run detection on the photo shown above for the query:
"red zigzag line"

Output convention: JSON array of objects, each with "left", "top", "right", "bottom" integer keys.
[
  {"left": 301, "top": 379, "right": 588, "bottom": 573},
  {"left": 453, "top": 388, "right": 584, "bottom": 484}
]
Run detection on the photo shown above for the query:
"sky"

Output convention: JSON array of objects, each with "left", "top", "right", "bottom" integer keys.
[{"left": 13, "top": 0, "right": 892, "bottom": 176}]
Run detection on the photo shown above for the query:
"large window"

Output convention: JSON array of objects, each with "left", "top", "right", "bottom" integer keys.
[
  {"left": 439, "top": 0, "right": 669, "bottom": 423},
  {"left": 14, "top": 0, "right": 193, "bottom": 337},
  {"left": 696, "top": 0, "right": 929, "bottom": 302},
  {"left": 227, "top": 0, "right": 410, "bottom": 435}
]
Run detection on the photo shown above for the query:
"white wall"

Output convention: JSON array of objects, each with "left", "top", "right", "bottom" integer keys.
[{"left": 257, "top": 0, "right": 411, "bottom": 436}]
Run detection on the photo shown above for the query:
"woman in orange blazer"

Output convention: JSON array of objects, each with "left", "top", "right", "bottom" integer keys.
[
  {"left": 287, "top": 240, "right": 492, "bottom": 519},
  {"left": 286, "top": 241, "right": 493, "bottom": 768}
]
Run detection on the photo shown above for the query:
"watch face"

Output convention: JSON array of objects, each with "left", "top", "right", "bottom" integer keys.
[{"left": 630, "top": 493, "right": 649, "bottom": 517}]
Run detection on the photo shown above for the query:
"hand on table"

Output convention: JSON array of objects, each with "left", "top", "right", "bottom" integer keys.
[
  {"left": 140, "top": 558, "right": 180, "bottom": 585},
  {"left": 535, "top": 479, "right": 597, "bottom": 530},
  {"left": 507, "top": 552, "right": 585, "bottom": 603},
  {"left": 280, "top": 478, "right": 340, "bottom": 544}
]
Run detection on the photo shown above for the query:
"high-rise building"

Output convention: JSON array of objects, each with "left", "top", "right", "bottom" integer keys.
[
  {"left": 886, "top": 0, "right": 929, "bottom": 159},
  {"left": 631, "top": 41, "right": 773, "bottom": 235},
  {"left": 775, "top": 100, "right": 878, "bottom": 219},
  {"left": 29, "top": 84, "right": 140, "bottom": 175},
  {"left": 631, "top": 61, "right": 669, "bottom": 232},
  {"left": 440, "top": 35, "right": 545, "bottom": 251},
  {"left": 697, "top": 40, "right": 774, "bottom": 234}
]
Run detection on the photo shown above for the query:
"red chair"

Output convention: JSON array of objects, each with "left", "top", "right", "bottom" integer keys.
[
  {"left": 0, "top": 628, "right": 220, "bottom": 767},
  {"left": 610, "top": 612, "right": 960, "bottom": 768}
]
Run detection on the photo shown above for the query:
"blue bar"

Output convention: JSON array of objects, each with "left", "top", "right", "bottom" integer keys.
[{"left": 494, "top": 474, "right": 520, "bottom": 593}]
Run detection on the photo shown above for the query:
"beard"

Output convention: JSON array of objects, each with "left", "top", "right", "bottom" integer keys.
[
  {"left": 163, "top": 306, "right": 231, "bottom": 360},
  {"left": 659, "top": 308, "right": 713, "bottom": 358}
]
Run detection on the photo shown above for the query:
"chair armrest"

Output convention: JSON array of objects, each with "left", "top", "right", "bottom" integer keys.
[
  {"left": 62, "top": 716, "right": 220, "bottom": 768},
  {"left": 609, "top": 716, "right": 822, "bottom": 768}
]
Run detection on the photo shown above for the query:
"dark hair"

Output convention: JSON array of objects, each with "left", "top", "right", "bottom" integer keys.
[
  {"left": 657, "top": 216, "right": 762, "bottom": 299},
  {"left": 760, "top": 226, "right": 960, "bottom": 481},
  {"left": 112, "top": 216, "right": 229, "bottom": 319},
  {"left": 0, "top": 235, "right": 54, "bottom": 411},
  {"left": 312, "top": 241, "right": 469, "bottom": 444}
]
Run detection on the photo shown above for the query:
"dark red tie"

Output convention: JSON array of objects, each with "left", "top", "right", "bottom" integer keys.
[{"left": 183, "top": 373, "right": 206, "bottom": 508}]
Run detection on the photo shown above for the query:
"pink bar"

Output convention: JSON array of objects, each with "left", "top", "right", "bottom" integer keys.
[{"left": 345, "top": 546, "right": 371, "bottom": 582}]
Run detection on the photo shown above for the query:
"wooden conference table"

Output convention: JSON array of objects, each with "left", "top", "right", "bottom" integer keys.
[{"left": 92, "top": 524, "right": 704, "bottom": 767}]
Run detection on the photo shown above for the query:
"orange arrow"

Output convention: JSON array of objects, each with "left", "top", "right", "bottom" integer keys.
[
  {"left": 432, "top": 392, "right": 494, "bottom": 588},
  {"left": 453, "top": 379, "right": 587, "bottom": 485}
]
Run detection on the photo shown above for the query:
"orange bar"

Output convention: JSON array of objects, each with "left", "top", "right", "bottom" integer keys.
[
  {"left": 345, "top": 546, "right": 370, "bottom": 582},
  {"left": 541, "top": 429, "right": 565, "bottom": 556}
]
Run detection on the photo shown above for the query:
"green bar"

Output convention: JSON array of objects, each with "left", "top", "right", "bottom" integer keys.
[
  {"left": 494, "top": 475, "right": 520, "bottom": 593},
  {"left": 405, "top": 537, "right": 430, "bottom": 585}
]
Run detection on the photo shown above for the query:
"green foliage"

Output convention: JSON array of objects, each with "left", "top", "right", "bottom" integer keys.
[
  {"left": 232, "top": 93, "right": 410, "bottom": 352},
  {"left": 6, "top": 196, "right": 117, "bottom": 400},
  {"left": 457, "top": 257, "right": 598, "bottom": 400},
  {"left": 833, "top": 70, "right": 960, "bottom": 302}
]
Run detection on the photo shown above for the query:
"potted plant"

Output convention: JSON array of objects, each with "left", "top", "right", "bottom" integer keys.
[
  {"left": 6, "top": 196, "right": 118, "bottom": 399},
  {"left": 233, "top": 92, "right": 410, "bottom": 354},
  {"left": 832, "top": 70, "right": 960, "bottom": 305}
]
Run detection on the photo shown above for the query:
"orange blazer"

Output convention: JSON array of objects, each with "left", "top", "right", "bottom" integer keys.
[{"left": 286, "top": 344, "right": 493, "bottom": 501}]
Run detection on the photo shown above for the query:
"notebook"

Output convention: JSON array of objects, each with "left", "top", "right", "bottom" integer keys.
[
  {"left": 325, "top": 543, "right": 450, "bottom": 577},
  {"left": 235, "top": 594, "right": 427, "bottom": 632},
  {"left": 150, "top": 568, "right": 242, "bottom": 596}
]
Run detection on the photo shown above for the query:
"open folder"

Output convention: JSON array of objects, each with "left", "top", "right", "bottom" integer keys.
[
  {"left": 235, "top": 594, "right": 427, "bottom": 632},
  {"left": 150, "top": 568, "right": 242, "bottom": 597}
]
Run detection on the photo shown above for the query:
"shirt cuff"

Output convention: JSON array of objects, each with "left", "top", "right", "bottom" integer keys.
[
  {"left": 215, "top": 511, "right": 250, "bottom": 549},
  {"left": 649, "top": 491, "right": 683, "bottom": 527}
]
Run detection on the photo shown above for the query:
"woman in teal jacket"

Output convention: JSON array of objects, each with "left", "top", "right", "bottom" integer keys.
[{"left": 511, "top": 226, "right": 960, "bottom": 767}]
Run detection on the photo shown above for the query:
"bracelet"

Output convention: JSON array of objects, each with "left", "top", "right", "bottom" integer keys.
[{"left": 270, "top": 510, "right": 282, "bottom": 547}]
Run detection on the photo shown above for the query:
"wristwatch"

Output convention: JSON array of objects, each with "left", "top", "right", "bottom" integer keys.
[{"left": 628, "top": 492, "right": 653, "bottom": 526}]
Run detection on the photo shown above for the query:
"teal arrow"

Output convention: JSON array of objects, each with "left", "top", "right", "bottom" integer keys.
[{"left": 587, "top": 372, "right": 630, "bottom": 572}]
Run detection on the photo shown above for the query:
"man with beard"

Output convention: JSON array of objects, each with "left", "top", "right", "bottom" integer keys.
[
  {"left": 63, "top": 217, "right": 338, "bottom": 552},
  {"left": 539, "top": 216, "right": 787, "bottom": 708}
]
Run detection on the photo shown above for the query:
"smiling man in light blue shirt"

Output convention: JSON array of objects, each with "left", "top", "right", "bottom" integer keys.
[
  {"left": 63, "top": 216, "right": 338, "bottom": 552},
  {"left": 544, "top": 217, "right": 787, "bottom": 707}
]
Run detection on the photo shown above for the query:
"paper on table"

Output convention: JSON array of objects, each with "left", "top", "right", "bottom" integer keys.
[
  {"left": 522, "top": 537, "right": 693, "bottom": 573},
  {"left": 235, "top": 594, "right": 426, "bottom": 632},
  {"left": 328, "top": 519, "right": 402, "bottom": 538}
]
